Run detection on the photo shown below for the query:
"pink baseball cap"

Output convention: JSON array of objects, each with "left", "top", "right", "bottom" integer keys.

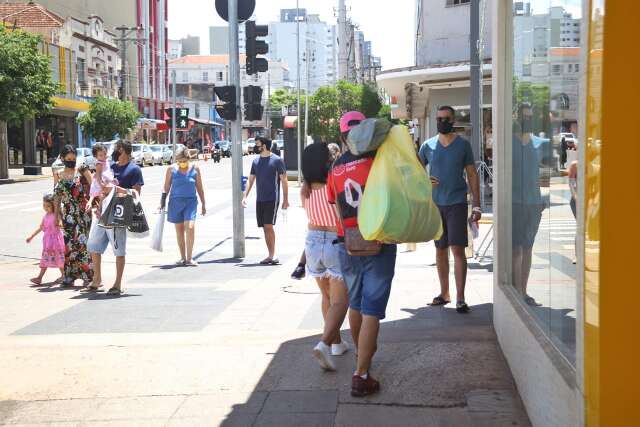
[{"left": 339, "top": 111, "right": 366, "bottom": 133}]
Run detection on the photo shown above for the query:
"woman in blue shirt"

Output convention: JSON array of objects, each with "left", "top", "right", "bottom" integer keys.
[{"left": 160, "top": 147, "right": 206, "bottom": 266}]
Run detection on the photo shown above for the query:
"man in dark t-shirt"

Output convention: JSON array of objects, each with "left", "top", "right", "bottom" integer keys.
[{"left": 243, "top": 137, "right": 289, "bottom": 265}]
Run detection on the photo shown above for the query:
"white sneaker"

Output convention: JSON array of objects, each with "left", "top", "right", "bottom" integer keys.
[
  {"left": 313, "top": 342, "right": 336, "bottom": 371},
  {"left": 332, "top": 342, "right": 350, "bottom": 356}
]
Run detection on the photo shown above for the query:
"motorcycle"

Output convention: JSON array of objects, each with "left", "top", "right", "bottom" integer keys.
[{"left": 212, "top": 145, "right": 221, "bottom": 163}]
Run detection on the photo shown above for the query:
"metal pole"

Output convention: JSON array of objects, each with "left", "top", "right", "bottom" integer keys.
[
  {"left": 229, "top": 0, "right": 245, "bottom": 258},
  {"left": 171, "top": 70, "right": 177, "bottom": 156},
  {"left": 266, "top": 72, "right": 271, "bottom": 137},
  {"left": 296, "top": 0, "right": 302, "bottom": 184},
  {"left": 470, "top": 0, "right": 483, "bottom": 208},
  {"left": 304, "top": 35, "right": 310, "bottom": 145},
  {"left": 119, "top": 28, "right": 127, "bottom": 101}
]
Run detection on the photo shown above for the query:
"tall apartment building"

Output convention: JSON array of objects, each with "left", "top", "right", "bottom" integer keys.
[
  {"left": 179, "top": 35, "right": 200, "bottom": 56},
  {"left": 168, "top": 39, "right": 182, "bottom": 60},
  {"left": 11, "top": 0, "right": 170, "bottom": 119},
  {"left": 267, "top": 9, "right": 337, "bottom": 94},
  {"left": 209, "top": 25, "right": 246, "bottom": 55}
]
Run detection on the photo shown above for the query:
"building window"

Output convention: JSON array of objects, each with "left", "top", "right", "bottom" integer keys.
[
  {"left": 203, "top": 71, "right": 209, "bottom": 81},
  {"left": 446, "top": 0, "right": 470, "bottom": 5},
  {"left": 217, "top": 71, "right": 224, "bottom": 81},
  {"left": 79, "top": 45, "right": 85, "bottom": 53},
  {"left": 504, "top": 2, "right": 582, "bottom": 367},
  {"left": 182, "top": 72, "right": 188, "bottom": 82},
  {"left": 77, "top": 59, "right": 86, "bottom": 83},
  {"left": 108, "top": 55, "right": 112, "bottom": 62}
]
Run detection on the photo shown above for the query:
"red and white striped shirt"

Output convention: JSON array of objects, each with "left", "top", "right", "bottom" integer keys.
[{"left": 304, "top": 186, "right": 339, "bottom": 228}]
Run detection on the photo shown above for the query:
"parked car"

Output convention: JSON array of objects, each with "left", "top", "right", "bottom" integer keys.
[
  {"left": 274, "top": 139, "right": 284, "bottom": 151},
  {"left": 217, "top": 140, "right": 232, "bottom": 157},
  {"left": 148, "top": 145, "right": 165, "bottom": 166},
  {"left": 52, "top": 147, "right": 94, "bottom": 171},
  {"left": 132, "top": 144, "right": 154, "bottom": 167},
  {"left": 160, "top": 145, "right": 173, "bottom": 164},
  {"left": 246, "top": 138, "right": 256, "bottom": 154}
]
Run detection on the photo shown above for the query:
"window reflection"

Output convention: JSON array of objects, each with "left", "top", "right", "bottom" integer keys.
[{"left": 511, "top": 0, "right": 579, "bottom": 363}]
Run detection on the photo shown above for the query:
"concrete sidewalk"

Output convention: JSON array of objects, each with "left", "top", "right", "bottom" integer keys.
[
  {"left": 0, "top": 167, "right": 52, "bottom": 185},
  {"left": 0, "top": 189, "right": 529, "bottom": 426}
]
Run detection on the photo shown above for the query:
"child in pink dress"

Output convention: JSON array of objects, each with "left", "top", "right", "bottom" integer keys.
[
  {"left": 26, "top": 194, "right": 66, "bottom": 285},
  {"left": 87, "top": 143, "right": 115, "bottom": 213}
]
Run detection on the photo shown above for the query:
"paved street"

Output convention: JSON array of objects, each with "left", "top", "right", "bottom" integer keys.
[{"left": 0, "top": 158, "right": 530, "bottom": 426}]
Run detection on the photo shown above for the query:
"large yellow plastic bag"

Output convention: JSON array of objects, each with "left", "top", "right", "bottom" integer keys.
[{"left": 358, "top": 125, "right": 442, "bottom": 243}]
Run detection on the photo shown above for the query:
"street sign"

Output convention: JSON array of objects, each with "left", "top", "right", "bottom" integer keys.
[{"left": 215, "top": 0, "right": 255, "bottom": 23}]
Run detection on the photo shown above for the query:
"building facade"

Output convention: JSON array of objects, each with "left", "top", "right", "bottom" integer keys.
[
  {"left": 209, "top": 25, "right": 246, "bottom": 55},
  {"left": 11, "top": 0, "right": 170, "bottom": 119},
  {"left": 169, "top": 55, "right": 292, "bottom": 138},
  {"left": 179, "top": 35, "right": 200, "bottom": 56},
  {"left": 268, "top": 9, "right": 337, "bottom": 94},
  {"left": 168, "top": 39, "right": 182, "bottom": 60}
]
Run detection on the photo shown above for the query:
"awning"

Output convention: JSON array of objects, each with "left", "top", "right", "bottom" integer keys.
[
  {"left": 284, "top": 116, "right": 298, "bottom": 129},
  {"left": 190, "top": 117, "right": 224, "bottom": 127},
  {"left": 52, "top": 96, "right": 90, "bottom": 113},
  {"left": 376, "top": 62, "right": 492, "bottom": 119},
  {"left": 137, "top": 118, "right": 169, "bottom": 131}
]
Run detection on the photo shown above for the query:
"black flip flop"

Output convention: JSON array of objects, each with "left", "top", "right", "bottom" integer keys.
[
  {"left": 429, "top": 296, "right": 450, "bottom": 306},
  {"left": 524, "top": 296, "right": 542, "bottom": 307},
  {"left": 456, "top": 302, "right": 471, "bottom": 313},
  {"left": 107, "top": 287, "right": 123, "bottom": 296}
]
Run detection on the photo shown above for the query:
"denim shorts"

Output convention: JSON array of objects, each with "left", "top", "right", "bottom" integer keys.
[
  {"left": 305, "top": 230, "right": 342, "bottom": 279},
  {"left": 337, "top": 243, "right": 397, "bottom": 319},
  {"left": 168, "top": 197, "right": 198, "bottom": 224},
  {"left": 88, "top": 224, "right": 127, "bottom": 257}
]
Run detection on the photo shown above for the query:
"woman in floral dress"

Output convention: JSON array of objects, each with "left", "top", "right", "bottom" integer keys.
[{"left": 54, "top": 145, "right": 94, "bottom": 287}]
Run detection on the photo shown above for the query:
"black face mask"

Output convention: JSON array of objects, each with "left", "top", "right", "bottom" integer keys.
[
  {"left": 64, "top": 160, "right": 77, "bottom": 169},
  {"left": 437, "top": 119, "right": 454, "bottom": 134},
  {"left": 521, "top": 118, "right": 533, "bottom": 134}
]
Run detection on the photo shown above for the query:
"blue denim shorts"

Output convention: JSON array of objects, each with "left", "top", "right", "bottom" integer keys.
[
  {"left": 168, "top": 197, "right": 198, "bottom": 224},
  {"left": 88, "top": 224, "right": 127, "bottom": 257},
  {"left": 337, "top": 243, "right": 397, "bottom": 319},
  {"left": 305, "top": 230, "right": 342, "bottom": 279}
]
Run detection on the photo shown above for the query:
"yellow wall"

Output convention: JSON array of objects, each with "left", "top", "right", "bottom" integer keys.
[{"left": 585, "top": 0, "right": 640, "bottom": 425}]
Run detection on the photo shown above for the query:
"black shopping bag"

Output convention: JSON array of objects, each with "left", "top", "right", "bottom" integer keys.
[
  {"left": 99, "top": 190, "right": 134, "bottom": 229},
  {"left": 128, "top": 192, "right": 149, "bottom": 235}
]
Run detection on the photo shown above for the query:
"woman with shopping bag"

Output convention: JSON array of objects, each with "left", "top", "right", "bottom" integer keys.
[{"left": 159, "top": 146, "right": 206, "bottom": 266}]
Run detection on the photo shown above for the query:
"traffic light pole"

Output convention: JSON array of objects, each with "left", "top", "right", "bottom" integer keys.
[
  {"left": 228, "top": 0, "right": 245, "bottom": 258},
  {"left": 171, "top": 70, "right": 177, "bottom": 158}
]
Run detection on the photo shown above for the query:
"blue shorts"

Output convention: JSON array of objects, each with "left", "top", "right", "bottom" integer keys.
[
  {"left": 337, "top": 243, "right": 397, "bottom": 319},
  {"left": 305, "top": 230, "right": 342, "bottom": 279},
  {"left": 88, "top": 224, "right": 127, "bottom": 257},
  {"left": 168, "top": 197, "right": 198, "bottom": 224}
]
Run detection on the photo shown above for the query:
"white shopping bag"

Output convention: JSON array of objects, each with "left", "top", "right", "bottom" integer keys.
[{"left": 150, "top": 210, "right": 166, "bottom": 252}]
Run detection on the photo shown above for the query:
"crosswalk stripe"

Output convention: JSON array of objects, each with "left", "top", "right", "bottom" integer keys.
[{"left": 0, "top": 201, "right": 40, "bottom": 211}]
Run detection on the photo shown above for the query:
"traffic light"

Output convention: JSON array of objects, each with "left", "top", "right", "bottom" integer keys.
[
  {"left": 165, "top": 108, "right": 190, "bottom": 130},
  {"left": 214, "top": 85, "right": 237, "bottom": 121},
  {"left": 243, "top": 85, "right": 263, "bottom": 121},
  {"left": 245, "top": 20, "right": 269, "bottom": 75}
]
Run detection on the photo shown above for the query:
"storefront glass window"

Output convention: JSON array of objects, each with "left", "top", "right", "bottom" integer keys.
[{"left": 510, "top": 0, "right": 581, "bottom": 364}]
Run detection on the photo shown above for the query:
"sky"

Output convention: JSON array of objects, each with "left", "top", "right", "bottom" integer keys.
[{"left": 168, "top": 0, "right": 416, "bottom": 71}]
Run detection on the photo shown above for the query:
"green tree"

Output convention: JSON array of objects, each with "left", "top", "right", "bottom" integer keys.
[
  {"left": 308, "top": 86, "right": 340, "bottom": 142},
  {"left": 78, "top": 96, "right": 140, "bottom": 142},
  {"left": 0, "top": 25, "right": 58, "bottom": 179},
  {"left": 360, "top": 83, "right": 383, "bottom": 118}
]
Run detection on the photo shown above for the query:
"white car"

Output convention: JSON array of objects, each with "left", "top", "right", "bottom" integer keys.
[
  {"left": 131, "top": 144, "right": 154, "bottom": 167},
  {"left": 160, "top": 145, "right": 173, "bottom": 164},
  {"left": 52, "top": 147, "right": 94, "bottom": 171},
  {"left": 246, "top": 138, "right": 256, "bottom": 154},
  {"left": 242, "top": 140, "right": 249, "bottom": 155},
  {"left": 148, "top": 145, "right": 165, "bottom": 166}
]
